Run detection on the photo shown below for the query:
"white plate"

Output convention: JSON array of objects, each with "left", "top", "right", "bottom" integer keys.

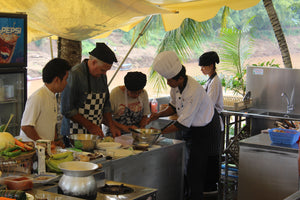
[
  {"left": 97, "top": 142, "right": 122, "bottom": 150},
  {"left": 26, "top": 193, "right": 34, "bottom": 200}
]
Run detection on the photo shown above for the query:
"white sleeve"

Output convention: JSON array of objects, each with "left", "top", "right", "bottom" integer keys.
[
  {"left": 207, "top": 77, "right": 221, "bottom": 105},
  {"left": 21, "top": 94, "right": 41, "bottom": 127}
]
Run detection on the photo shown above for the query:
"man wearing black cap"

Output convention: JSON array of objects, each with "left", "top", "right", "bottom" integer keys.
[
  {"left": 106, "top": 71, "right": 150, "bottom": 134},
  {"left": 60, "top": 43, "right": 121, "bottom": 141}
]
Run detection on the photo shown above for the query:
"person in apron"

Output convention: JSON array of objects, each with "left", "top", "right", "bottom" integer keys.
[
  {"left": 199, "top": 51, "right": 224, "bottom": 194},
  {"left": 60, "top": 43, "right": 121, "bottom": 146},
  {"left": 107, "top": 71, "right": 150, "bottom": 134},
  {"left": 147, "top": 51, "right": 221, "bottom": 200}
]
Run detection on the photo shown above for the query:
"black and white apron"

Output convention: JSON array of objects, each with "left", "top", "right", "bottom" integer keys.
[
  {"left": 70, "top": 66, "right": 106, "bottom": 134},
  {"left": 115, "top": 88, "right": 144, "bottom": 127}
]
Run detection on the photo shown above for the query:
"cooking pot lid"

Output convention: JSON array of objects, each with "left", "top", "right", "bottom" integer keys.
[{"left": 58, "top": 161, "right": 99, "bottom": 177}]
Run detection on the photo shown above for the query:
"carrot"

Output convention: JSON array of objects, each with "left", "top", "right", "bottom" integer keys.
[
  {"left": 14, "top": 138, "right": 33, "bottom": 151},
  {"left": 0, "top": 197, "right": 16, "bottom": 200},
  {"left": 14, "top": 138, "right": 25, "bottom": 148}
]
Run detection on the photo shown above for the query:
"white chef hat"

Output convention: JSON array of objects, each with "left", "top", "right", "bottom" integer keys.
[{"left": 152, "top": 51, "right": 182, "bottom": 79}]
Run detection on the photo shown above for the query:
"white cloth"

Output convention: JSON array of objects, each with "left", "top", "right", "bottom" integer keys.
[
  {"left": 19, "top": 85, "right": 57, "bottom": 141},
  {"left": 170, "top": 76, "right": 214, "bottom": 127},
  {"left": 203, "top": 75, "right": 223, "bottom": 114},
  {"left": 203, "top": 75, "right": 224, "bottom": 130},
  {"left": 110, "top": 87, "right": 150, "bottom": 119},
  {"left": 152, "top": 51, "right": 182, "bottom": 79}
]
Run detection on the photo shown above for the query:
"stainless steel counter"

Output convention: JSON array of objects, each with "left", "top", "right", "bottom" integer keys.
[
  {"left": 94, "top": 137, "right": 185, "bottom": 200},
  {"left": 238, "top": 133, "right": 299, "bottom": 200}
]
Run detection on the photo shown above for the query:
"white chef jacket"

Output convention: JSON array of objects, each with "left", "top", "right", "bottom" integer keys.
[
  {"left": 203, "top": 74, "right": 224, "bottom": 131},
  {"left": 19, "top": 85, "right": 57, "bottom": 141},
  {"left": 203, "top": 75, "right": 223, "bottom": 114},
  {"left": 170, "top": 76, "right": 214, "bottom": 128}
]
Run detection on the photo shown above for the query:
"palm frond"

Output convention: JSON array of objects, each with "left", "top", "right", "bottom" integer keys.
[{"left": 221, "top": 6, "right": 231, "bottom": 29}]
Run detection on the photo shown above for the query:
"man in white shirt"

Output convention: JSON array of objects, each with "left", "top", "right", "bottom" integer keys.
[
  {"left": 147, "top": 51, "right": 221, "bottom": 200},
  {"left": 19, "top": 58, "right": 71, "bottom": 143}
]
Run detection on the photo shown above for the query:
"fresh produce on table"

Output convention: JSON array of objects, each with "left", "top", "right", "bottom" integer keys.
[
  {"left": 0, "top": 190, "right": 26, "bottom": 200},
  {"left": 0, "top": 135, "right": 35, "bottom": 159},
  {"left": 0, "top": 132, "right": 15, "bottom": 151},
  {"left": 46, "top": 151, "right": 74, "bottom": 173}
]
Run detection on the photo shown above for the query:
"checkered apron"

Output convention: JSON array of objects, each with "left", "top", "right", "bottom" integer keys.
[
  {"left": 69, "top": 64, "right": 106, "bottom": 134},
  {"left": 69, "top": 92, "right": 106, "bottom": 134}
]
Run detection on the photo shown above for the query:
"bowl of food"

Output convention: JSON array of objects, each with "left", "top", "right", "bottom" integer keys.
[
  {"left": 131, "top": 128, "right": 161, "bottom": 147},
  {"left": 69, "top": 134, "right": 100, "bottom": 152}
]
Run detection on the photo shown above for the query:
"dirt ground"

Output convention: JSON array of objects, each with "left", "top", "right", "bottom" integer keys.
[{"left": 27, "top": 34, "right": 300, "bottom": 97}]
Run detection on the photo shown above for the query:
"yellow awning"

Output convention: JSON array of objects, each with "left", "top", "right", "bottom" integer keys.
[{"left": 0, "top": 0, "right": 261, "bottom": 42}]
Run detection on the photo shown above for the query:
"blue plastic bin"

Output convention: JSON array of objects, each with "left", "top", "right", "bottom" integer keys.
[{"left": 268, "top": 128, "right": 300, "bottom": 145}]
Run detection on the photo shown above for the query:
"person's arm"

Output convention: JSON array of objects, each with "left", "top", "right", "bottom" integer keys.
[
  {"left": 102, "top": 112, "right": 121, "bottom": 137},
  {"left": 21, "top": 126, "right": 41, "bottom": 141},
  {"left": 207, "top": 77, "right": 220, "bottom": 105},
  {"left": 71, "top": 113, "right": 104, "bottom": 137},
  {"left": 146, "top": 105, "right": 176, "bottom": 124},
  {"left": 139, "top": 115, "right": 148, "bottom": 128}
]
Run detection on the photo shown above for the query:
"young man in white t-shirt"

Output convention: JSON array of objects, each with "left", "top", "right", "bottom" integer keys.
[{"left": 19, "top": 58, "right": 71, "bottom": 144}]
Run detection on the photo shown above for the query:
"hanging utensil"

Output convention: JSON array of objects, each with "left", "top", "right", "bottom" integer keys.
[{"left": 3, "top": 114, "right": 14, "bottom": 132}]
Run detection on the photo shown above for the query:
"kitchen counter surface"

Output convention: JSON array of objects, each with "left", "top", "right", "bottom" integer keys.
[
  {"left": 238, "top": 133, "right": 299, "bottom": 200},
  {"left": 239, "top": 132, "right": 299, "bottom": 153},
  {"left": 26, "top": 136, "right": 184, "bottom": 200}
]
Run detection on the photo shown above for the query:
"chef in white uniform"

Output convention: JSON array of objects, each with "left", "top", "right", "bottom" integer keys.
[
  {"left": 199, "top": 51, "right": 224, "bottom": 194},
  {"left": 147, "top": 51, "right": 221, "bottom": 200}
]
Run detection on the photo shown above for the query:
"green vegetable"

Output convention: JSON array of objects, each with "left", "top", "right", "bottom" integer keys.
[
  {"left": 0, "top": 189, "right": 27, "bottom": 200},
  {"left": 3, "top": 146, "right": 20, "bottom": 153},
  {"left": 0, "top": 124, "right": 5, "bottom": 132},
  {"left": 74, "top": 140, "right": 83, "bottom": 149},
  {"left": 3, "top": 149, "right": 22, "bottom": 157}
]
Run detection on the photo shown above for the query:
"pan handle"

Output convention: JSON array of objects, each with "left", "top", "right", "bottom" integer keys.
[
  {"left": 129, "top": 128, "right": 142, "bottom": 134},
  {"left": 161, "top": 121, "right": 175, "bottom": 132}
]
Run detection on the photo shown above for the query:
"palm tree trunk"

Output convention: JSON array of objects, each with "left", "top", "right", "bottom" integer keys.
[
  {"left": 57, "top": 37, "right": 82, "bottom": 66},
  {"left": 263, "top": 0, "right": 292, "bottom": 68}
]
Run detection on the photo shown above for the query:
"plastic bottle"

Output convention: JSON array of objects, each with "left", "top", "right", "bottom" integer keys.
[{"left": 151, "top": 98, "right": 158, "bottom": 113}]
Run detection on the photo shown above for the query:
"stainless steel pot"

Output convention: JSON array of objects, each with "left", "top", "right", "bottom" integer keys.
[
  {"left": 58, "top": 161, "right": 100, "bottom": 200},
  {"left": 69, "top": 134, "right": 100, "bottom": 152}
]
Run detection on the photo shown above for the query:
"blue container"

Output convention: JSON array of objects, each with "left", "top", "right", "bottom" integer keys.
[{"left": 268, "top": 128, "right": 300, "bottom": 145}]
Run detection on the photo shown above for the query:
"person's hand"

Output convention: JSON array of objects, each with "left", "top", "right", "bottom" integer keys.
[
  {"left": 54, "top": 140, "right": 65, "bottom": 148},
  {"left": 110, "top": 125, "right": 121, "bottom": 138},
  {"left": 146, "top": 113, "right": 160, "bottom": 124},
  {"left": 87, "top": 123, "right": 104, "bottom": 138},
  {"left": 123, "top": 125, "right": 138, "bottom": 133}
]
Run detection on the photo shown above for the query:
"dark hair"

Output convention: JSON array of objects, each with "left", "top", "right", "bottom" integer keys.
[
  {"left": 124, "top": 71, "right": 147, "bottom": 91},
  {"left": 42, "top": 58, "right": 71, "bottom": 83},
  {"left": 199, "top": 51, "right": 220, "bottom": 70},
  {"left": 172, "top": 65, "right": 186, "bottom": 80}
]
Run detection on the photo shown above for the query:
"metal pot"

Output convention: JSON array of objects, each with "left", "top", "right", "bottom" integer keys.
[
  {"left": 69, "top": 134, "right": 99, "bottom": 152},
  {"left": 58, "top": 161, "right": 100, "bottom": 200}
]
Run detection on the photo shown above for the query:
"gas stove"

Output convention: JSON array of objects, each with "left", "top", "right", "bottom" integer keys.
[
  {"left": 97, "top": 180, "right": 157, "bottom": 200},
  {"left": 44, "top": 179, "right": 157, "bottom": 200}
]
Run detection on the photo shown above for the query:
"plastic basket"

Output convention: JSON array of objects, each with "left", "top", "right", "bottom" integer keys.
[{"left": 268, "top": 128, "right": 300, "bottom": 145}]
